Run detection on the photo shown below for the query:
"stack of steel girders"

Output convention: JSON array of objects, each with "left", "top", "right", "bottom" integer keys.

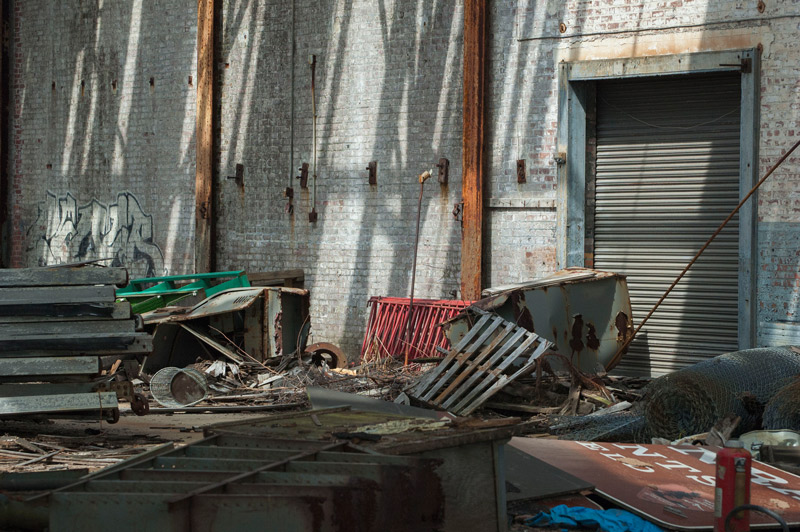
[{"left": 0, "top": 267, "right": 151, "bottom": 421}]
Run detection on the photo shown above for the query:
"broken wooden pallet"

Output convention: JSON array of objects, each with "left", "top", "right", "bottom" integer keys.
[{"left": 406, "top": 310, "right": 553, "bottom": 416}]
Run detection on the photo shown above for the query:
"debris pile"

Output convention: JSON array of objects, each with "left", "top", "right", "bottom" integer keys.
[
  {"left": 0, "top": 433, "right": 165, "bottom": 475},
  {"left": 141, "top": 351, "right": 420, "bottom": 412}
]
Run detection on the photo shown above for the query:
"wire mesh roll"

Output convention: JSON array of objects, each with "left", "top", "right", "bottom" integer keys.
[
  {"left": 550, "top": 412, "right": 647, "bottom": 442},
  {"left": 643, "top": 347, "right": 800, "bottom": 439},
  {"left": 763, "top": 377, "right": 800, "bottom": 431}
]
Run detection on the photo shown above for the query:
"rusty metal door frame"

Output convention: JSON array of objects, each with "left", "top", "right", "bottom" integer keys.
[{"left": 555, "top": 49, "right": 760, "bottom": 350}]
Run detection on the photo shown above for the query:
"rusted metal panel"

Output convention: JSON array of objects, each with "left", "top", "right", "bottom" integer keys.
[
  {"left": 195, "top": 0, "right": 215, "bottom": 273},
  {"left": 461, "top": 0, "right": 486, "bottom": 301},
  {"left": 360, "top": 297, "right": 472, "bottom": 361},
  {"left": 510, "top": 437, "right": 800, "bottom": 531},
  {"left": 447, "top": 268, "right": 633, "bottom": 372},
  {"left": 41, "top": 412, "right": 450, "bottom": 532}
]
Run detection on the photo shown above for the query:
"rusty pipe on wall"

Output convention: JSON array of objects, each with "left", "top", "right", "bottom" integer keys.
[
  {"left": 405, "top": 169, "right": 433, "bottom": 366},
  {"left": 615, "top": 137, "right": 800, "bottom": 360}
]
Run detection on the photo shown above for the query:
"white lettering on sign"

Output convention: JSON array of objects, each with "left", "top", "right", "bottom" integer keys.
[
  {"left": 601, "top": 453, "right": 655, "bottom": 472},
  {"left": 751, "top": 467, "right": 789, "bottom": 486},
  {"left": 614, "top": 444, "right": 667, "bottom": 458},
  {"left": 655, "top": 460, "right": 701, "bottom": 473},
  {"left": 687, "top": 475, "right": 716, "bottom": 487},
  {"left": 572, "top": 442, "right": 800, "bottom": 507},
  {"left": 669, "top": 446, "right": 717, "bottom": 465},
  {"left": 575, "top": 442, "right": 609, "bottom": 452}
]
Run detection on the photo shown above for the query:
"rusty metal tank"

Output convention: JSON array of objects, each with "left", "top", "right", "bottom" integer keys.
[{"left": 443, "top": 268, "right": 634, "bottom": 373}]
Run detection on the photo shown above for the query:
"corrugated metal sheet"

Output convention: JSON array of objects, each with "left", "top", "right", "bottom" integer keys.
[{"left": 594, "top": 74, "right": 741, "bottom": 376}]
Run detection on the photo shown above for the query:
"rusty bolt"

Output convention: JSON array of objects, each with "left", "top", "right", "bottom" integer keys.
[
  {"left": 559, "top": 22, "right": 567, "bottom": 33},
  {"left": 757, "top": 0, "right": 765, "bottom": 12}
]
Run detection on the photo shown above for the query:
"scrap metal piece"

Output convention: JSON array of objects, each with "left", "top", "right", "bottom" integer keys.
[
  {"left": 510, "top": 437, "right": 800, "bottom": 531},
  {"left": 307, "top": 387, "right": 447, "bottom": 420},
  {"left": 303, "top": 342, "right": 345, "bottom": 368},
  {"left": 361, "top": 297, "right": 472, "bottom": 361},
  {"left": 451, "top": 268, "right": 633, "bottom": 373},
  {"left": 38, "top": 415, "right": 446, "bottom": 532},
  {"left": 407, "top": 310, "right": 553, "bottom": 416}
]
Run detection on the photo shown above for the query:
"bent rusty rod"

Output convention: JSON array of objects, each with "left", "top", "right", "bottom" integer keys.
[
  {"left": 615, "top": 137, "right": 800, "bottom": 360},
  {"left": 404, "top": 170, "right": 432, "bottom": 365}
]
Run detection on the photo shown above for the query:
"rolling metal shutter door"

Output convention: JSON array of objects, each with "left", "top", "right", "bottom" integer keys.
[{"left": 594, "top": 74, "right": 741, "bottom": 376}]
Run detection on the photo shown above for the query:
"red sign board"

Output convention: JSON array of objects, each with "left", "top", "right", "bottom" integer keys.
[{"left": 510, "top": 437, "right": 800, "bottom": 530}]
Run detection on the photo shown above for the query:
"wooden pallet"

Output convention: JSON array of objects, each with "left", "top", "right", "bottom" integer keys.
[{"left": 407, "top": 311, "right": 553, "bottom": 416}]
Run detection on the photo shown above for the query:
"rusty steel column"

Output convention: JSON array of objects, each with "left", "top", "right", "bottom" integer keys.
[
  {"left": 0, "top": 0, "right": 8, "bottom": 268},
  {"left": 460, "top": 0, "right": 486, "bottom": 300},
  {"left": 195, "top": 0, "right": 215, "bottom": 273}
]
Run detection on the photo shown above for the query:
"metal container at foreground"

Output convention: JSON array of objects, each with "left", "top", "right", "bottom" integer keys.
[{"left": 442, "top": 268, "right": 634, "bottom": 373}]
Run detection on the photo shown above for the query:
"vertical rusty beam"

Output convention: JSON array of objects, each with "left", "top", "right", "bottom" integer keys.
[
  {"left": 195, "top": 0, "right": 215, "bottom": 273},
  {"left": 0, "top": 0, "right": 8, "bottom": 268},
  {"left": 460, "top": 0, "right": 486, "bottom": 300}
]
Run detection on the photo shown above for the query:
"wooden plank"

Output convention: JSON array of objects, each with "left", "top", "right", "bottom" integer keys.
[
  {"left": 195, "top": 0, "right": 215, "bottom": 273},
  {"left": 248, "top": 270, "right": 305, "bottom": 288},
  {"left": 407, "top": 313, "right": 491, "bottom": 396},
  {"left": 460, "top": 0, "right": 487, "bottom": 300},
  {"left": 0, "top": 301, "right": 131, "bottom": 321},
  {"left": 0, "top": 356, "right": 100, "bottom": 378},
  {"left": 443, "top": 332, "right": 539, "bottom": 410},
  {"left": 0, "top": 333, "right": 152, "bottom": 353},
  {"left": 438, "top": 327, "right": 527, "bottom": 408},
  {"left": 0, "top": 267, "right": 128, "bottom": 287},
  {"left": 0, "top": 392, "right": 117, "bottom": 415},
  {"left": 432, "top": 322, "right": 516, "bottom": 403},
  {"left": 419, "top": 316, "right": 504, "bottom": 401},
  {"left": 0, "top": 285, "right": 116, "bottom": 305},
  {"left": 0, "top": 320, "right": 135, "bottom": 337},
  {"left": 460, "top": 342, "right": 551, "bottom": 416}
]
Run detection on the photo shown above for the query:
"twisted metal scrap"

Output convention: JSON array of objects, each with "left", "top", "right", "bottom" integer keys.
[{"left": 763, "top": 377, "right": 800, "bottom": 430}]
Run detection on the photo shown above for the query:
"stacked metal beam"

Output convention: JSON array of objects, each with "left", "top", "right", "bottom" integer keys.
[{"left": 0, "top": 267, "right": 152, "bottom": 421}]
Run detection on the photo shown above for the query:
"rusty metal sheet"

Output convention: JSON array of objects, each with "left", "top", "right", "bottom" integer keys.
[
  {"left": 142, "top": 287, "right": 265, "bottom": 325},
  {"left": 510, "top": 437, "right": 800, "bottom": 530},
  {"left": 447, "top": 267, "right": 633, "bottom": 373}
]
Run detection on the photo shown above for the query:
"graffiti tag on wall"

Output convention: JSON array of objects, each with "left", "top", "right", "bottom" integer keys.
[{"left": 27, "top": 191, "right": 166, "bottom": 277}]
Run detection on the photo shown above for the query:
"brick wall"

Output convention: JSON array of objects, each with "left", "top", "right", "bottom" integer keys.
[
  {"left": 10, "top": 0, "right": 800, "bottom": 357},
  {"left": 214, "top": 0, "right": 464, "bottom": 356},
  {"left": 10, "top": 0, "right": 197, "bottom": 278}
]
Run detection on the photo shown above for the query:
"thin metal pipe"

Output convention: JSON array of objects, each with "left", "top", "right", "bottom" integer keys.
[
  {"left": 288, "top": 0, "right": 295, "bottom": 189},
  {"left": 310, "top": 54, "right": 317, "bottom": 215},
  {"left": 615, "top": 137, "right": 800, "bottom": 361},
  {"left": 405, "top": 170, "right": 432, "bottom": 365}
]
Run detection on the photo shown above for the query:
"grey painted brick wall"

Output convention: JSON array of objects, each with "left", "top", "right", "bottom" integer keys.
[
  {"left": 10, "top": 0, "right": 800, "bottom": 359},
  {"left": 10, "top": 0, "right": 196, "bottom": 278}
]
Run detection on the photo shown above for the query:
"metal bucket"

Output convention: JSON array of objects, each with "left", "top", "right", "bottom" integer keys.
[{"left": 150, "top": 367, "right": 208, "bottom": 408}]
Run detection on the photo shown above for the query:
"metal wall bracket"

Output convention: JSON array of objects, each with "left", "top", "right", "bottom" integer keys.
[
  {"left": 437, "top": 158, "right": 449, "bottom": 184},
  {"left": 366, "top": 161, "right": 377, "bottom": 185},
  {"left": 296, "top": 163, "right": 309, "bottom": 189},
  {"left": 227, "top": 164, "right": 244, "bottom": 186},
  {"left": 516, "top": 159, "right": 526, "bottom": 183},
  {"left": 719, "top": 57, "right": 752, "bottom": 73}
]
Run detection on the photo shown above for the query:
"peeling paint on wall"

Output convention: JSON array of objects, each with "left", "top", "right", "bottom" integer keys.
[{"left": 27, "top": 191, "right": 166, "bottom": 277}]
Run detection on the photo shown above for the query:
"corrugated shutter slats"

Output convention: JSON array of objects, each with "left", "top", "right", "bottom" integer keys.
[{"left": 594, "top": 74, "right": 741, "bottom": 376}]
